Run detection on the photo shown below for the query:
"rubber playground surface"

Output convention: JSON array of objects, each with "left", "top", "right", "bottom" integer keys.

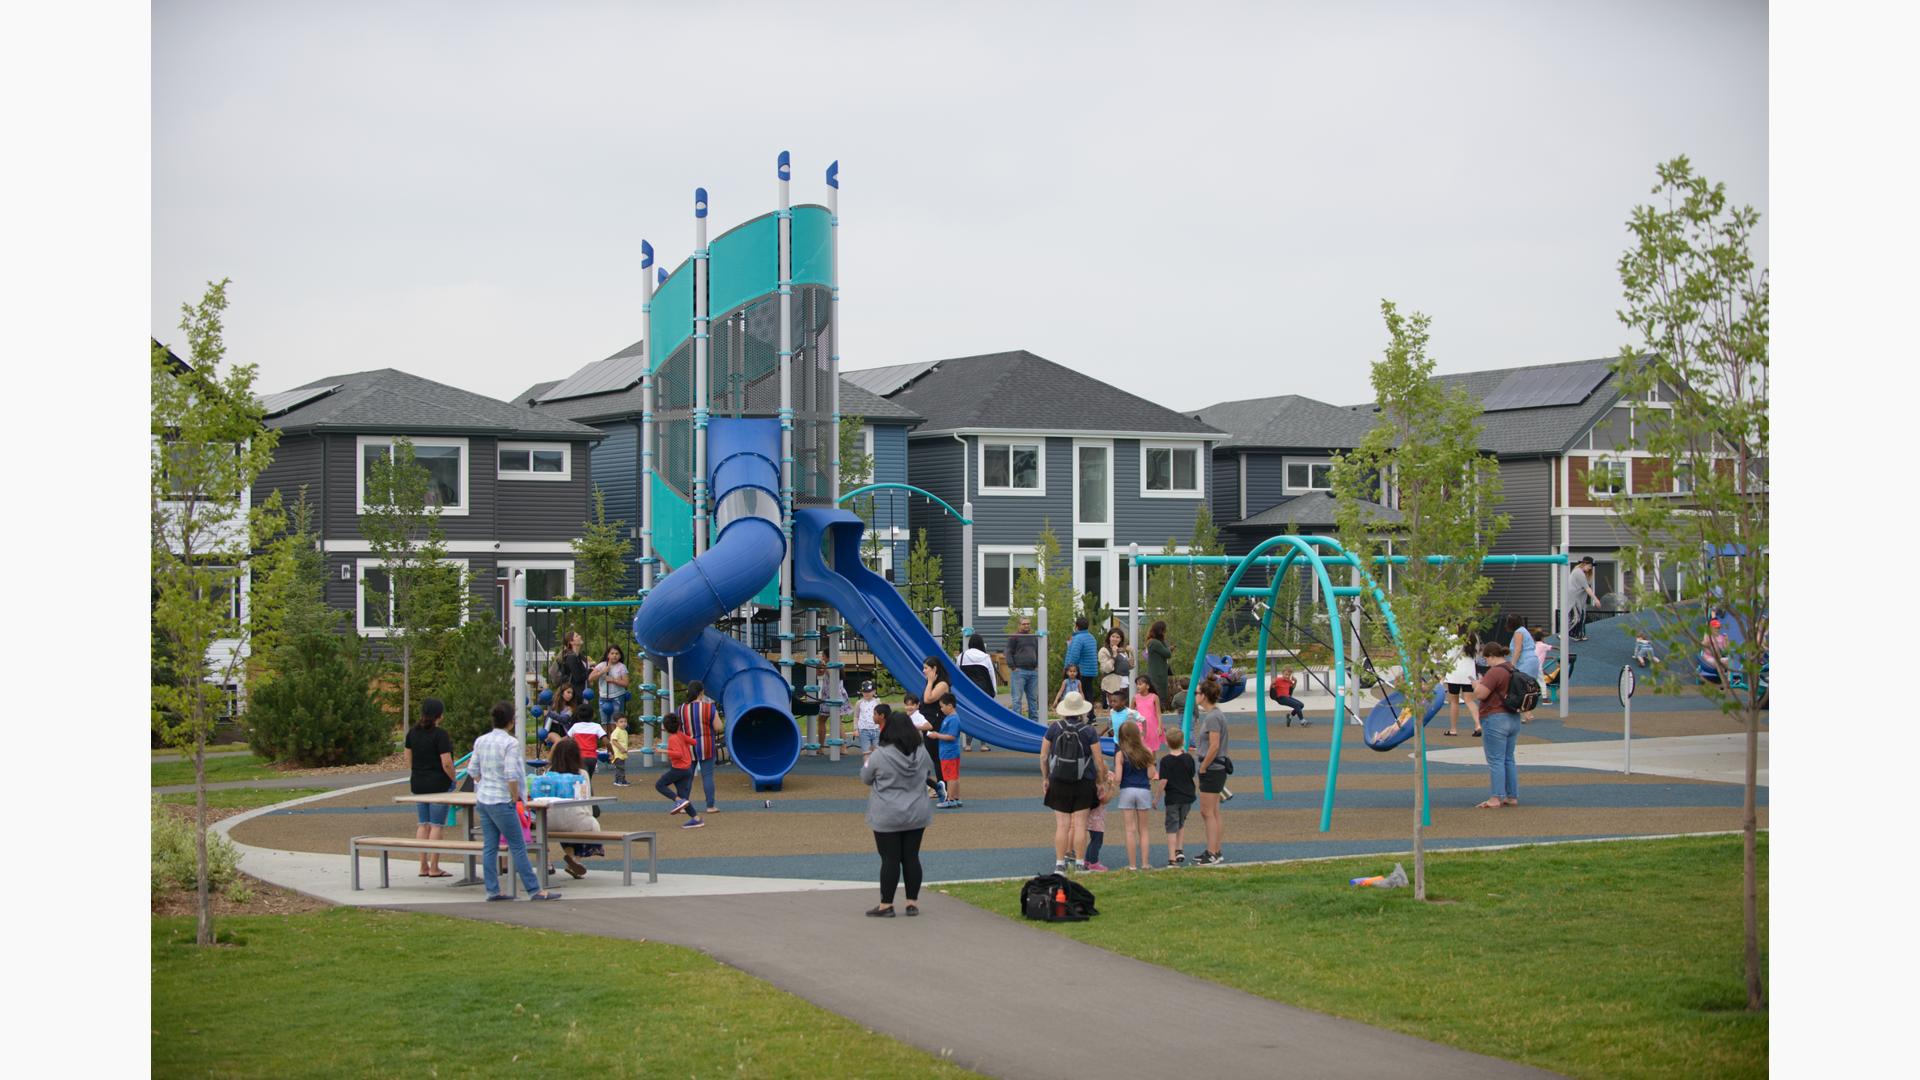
[{"left": 233, "top": 680, "right": 1766, "bottom": 888}]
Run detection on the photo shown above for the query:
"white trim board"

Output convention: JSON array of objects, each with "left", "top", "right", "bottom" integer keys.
[{"left": 323, "top": 540, "right": 577, "bottom": 554}]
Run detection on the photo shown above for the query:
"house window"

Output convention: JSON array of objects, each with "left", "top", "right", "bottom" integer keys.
[
  {"left": 358, "top": 436, "right": 468, "bottom": 514},
  {"left": 861, "top": 544, "right": 893, "bottom": 582},
  {"left": 1284, "top": 459, "right": 1334, "bottom": 493},
  {"left": 981, "top": 440, "right": 1043, "bottom": 494},
  {"left": 980, "top": 549, "right": 1040, "bottom": 614},
  {"left": 356, "top": 558, "right": 470, "bottom": 637},
  {"left": 1672, "top": 461, "right": 1695, "bottom": 495},
  {"left": 1589, "top": 459, "right": 1627, "bottom": 498},
  {"left": 208, "top": 567, "right": 243, "bottom": 624},
  {"left": 498, "top": 442, "right": 570, "bottom": 480},
  {"left": 1141, "top": 444, "right": 1201, "bottom": 497}
]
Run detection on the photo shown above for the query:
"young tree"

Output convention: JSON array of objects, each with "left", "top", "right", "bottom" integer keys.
[
  {"left": 574, "top": 487, "right": 633, "bottom": 600},
  {"left": 904, "top": 528, "right": 960, "bottom": 655},
  {"left": 1006, "top": 520, "right": 1077, "bottom": 681},
  {"left": 150, "top": 279, "right": 282, "bottom": 946},
  {"left": 1147, "top": 504, "right": 1254, "bottom": 689},
  {"left": 1610, "top": 156, "right": 1768, "bottom": 1011},
  {"left": 360, "top": 439, "right": 464, "bottom": 732},
  {"left": 246, "top": 488, "right": 337, "bottom": 693},
  {"left": 1332, "top": 300, "right": 1507, "bottom": 901}
]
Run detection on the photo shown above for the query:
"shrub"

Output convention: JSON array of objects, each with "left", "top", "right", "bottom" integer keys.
[
  {"left": 151, "top": 799, "right": 250, "bottom": 901},
  {"left": 419, "top": 618, "right": 516, "bottom": 750},
  {"left": 246, "top": 630, "right": 391, "bottom": 766}
]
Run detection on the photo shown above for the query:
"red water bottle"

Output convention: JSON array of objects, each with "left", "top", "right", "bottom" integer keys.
[{"left": 1053, "top": 886, "right": 1067, "bottom": 918}]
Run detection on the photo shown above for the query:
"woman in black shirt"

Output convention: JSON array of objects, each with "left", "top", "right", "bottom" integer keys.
[{"left": 405, "top": 698, "right": 458, "bottom": 877}]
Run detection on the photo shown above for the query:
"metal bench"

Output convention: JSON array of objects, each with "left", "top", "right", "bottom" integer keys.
[
  {"left": 349, "top": 836, "right": 507, "bottom": 894},
  {"left": 546, "top": 829, "right": 658, "bottom": 885}
]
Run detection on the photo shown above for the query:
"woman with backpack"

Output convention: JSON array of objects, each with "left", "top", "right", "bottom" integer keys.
[
  {"left": 1040, "top": 690, "right": 1107, "bottom": 873},
  {"left": 1505, "top": 613, "right": 1540, "bottom": 724},
  {"left": 1472, "top": 641, "right": 1524, "bottom": 808},
  {"left": 861, "top": 709, "right": 933, "bottom": 917}
]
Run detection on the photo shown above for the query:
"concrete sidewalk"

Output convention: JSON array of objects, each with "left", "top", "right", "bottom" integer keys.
[
  {"left": 1428, "top": 733, "right": 1767, "bottom": 786},
  {"left": 154, "top": 771, "right": 407, "bottom": 796},
  {"left": 429, "top": 889, "right": 1554, "bottom": 1080}
]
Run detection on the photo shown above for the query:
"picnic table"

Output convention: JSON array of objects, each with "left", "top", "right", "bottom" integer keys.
[{"left": 393, "top": 791, "right": 615, "bottom": 892}]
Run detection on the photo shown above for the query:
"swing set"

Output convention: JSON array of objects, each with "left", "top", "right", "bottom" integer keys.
[{"left": 1130, "top": 538, "right": 1569, "bottom": 832}]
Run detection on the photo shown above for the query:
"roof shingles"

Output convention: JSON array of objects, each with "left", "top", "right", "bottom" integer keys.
[
  {"left": 262, "top": 369, "right": 602, "bottom": 439},
  {"left": 855, "top": 351, "right": 1219, "bottom": 436}
]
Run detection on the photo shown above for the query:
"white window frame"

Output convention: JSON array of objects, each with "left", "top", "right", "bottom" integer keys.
[
  {"left": 860, "top": 543, "right": 893, "bottom": 581},
  {"left": 978, "top": 544, "right": 1042, "bottom": 617},
  {"left": 357, "top": 435, "right": 470, "bottom": 516},
  {"left": 977, "top": 437, "right": 1046, "bottom": 497},
  {"left": 497, "top": 441, "right": 572, "bottom": 482},
  {"left": 356, "top": 557, "right": 471, "bottom": 638},
  {"left": 1139, "top": 441, "right": 1203, "bottom": 499},
  {"left": 1587, "top": 458, "right": 1628, "bottom": 499},
  {"left": 1282, "top": 456, "right": 1335, "bottom": 495}
]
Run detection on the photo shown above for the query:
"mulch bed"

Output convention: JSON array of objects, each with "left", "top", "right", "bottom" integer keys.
[
  {"left": 270, "top": 750, "right": 410, "bottom": 777},
  {"left": 151, "top": 873, "right": 331, "bottom": 917}
]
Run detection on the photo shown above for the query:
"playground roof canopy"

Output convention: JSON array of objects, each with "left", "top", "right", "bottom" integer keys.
[
  {"left": 261, "top": 369, "right": 603, "bottom": 439},
  {"left": 860, "top": 350, "right": 1222, "bottom": 437}
]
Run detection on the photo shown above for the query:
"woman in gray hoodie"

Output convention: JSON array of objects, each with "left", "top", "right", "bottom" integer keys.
[{"left": 860, "top": 706, "right": 934, "bottom": 917}]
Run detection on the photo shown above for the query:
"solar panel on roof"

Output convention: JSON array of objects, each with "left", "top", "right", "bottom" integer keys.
[
  {"left": 258, "top": 383, "right": 340, "bottom": 417},
  {"left": 842, "top": 361, "right": 939, "bottom": 398},
  {"left": 539, "top": 349, "right": 648, "bottom": 403},
  {"left": 1480, "top": 364, "right": 1610, "bottom": 412}
]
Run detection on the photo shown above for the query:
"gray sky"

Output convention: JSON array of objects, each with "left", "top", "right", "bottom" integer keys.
[{"left": 152, "top": 0, "right": 1767, "bottom": 413}]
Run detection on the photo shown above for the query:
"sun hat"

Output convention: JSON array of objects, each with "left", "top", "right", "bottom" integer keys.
[
  {"left": 1055, "top": 691, "right": 1093, "bottom": 717},
  {"left": 1099, "top": 673, "right": 1128, "bottom": 693}
]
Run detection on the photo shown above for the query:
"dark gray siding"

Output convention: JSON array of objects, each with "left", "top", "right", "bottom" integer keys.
[
  {"left": 1243, "top": 451, "right": 1290, "bottom": 516},
  {"left": 255, "top": 433, "right": 324, "bottom": 526},
  {"left": 589, "top": 423, "right": 639, "bottom": 538},
  {"left": 1112, "top": 438, "right": 1210, "bottom": 551},
  {"left": 326, "top": 551, "right": 503, "bottom": 641},
  {"left": 1566, "top": 515, "right": 1643, "bottom": 548},
  {"left": 870, "top": 423, "right": 912, "bottom": 583},
  {"left": 1486, "top": 456, "right": 1555, "bottom": 628},
  {"left": 496, "top": 438, "right": 594, "bottom": 542},
  {"left": 1211, "top": 451, "right": 1240, "bottom": 528},
  {"left": 905, "top": 437, "right": 966, "bottom": 617},
  {"left": 324, "top": 434, "right": 497, "bottom": 543}
]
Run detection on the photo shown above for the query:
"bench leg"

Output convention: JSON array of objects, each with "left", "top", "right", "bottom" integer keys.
[
  {"left": 647, "top": 837, "right": 658, "bottom": 883},
  {"left": 350, "top": 843, "right": 360, "bottom": 890},
  {"left": 380, "top": 851, "right": 390, "bottom": 889},
  {"left": 622, "top": 837, "right": 632, "bottom": 887}
]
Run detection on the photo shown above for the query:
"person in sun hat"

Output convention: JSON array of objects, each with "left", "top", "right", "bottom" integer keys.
[{"left": 1040, "top": 689, "right": 1108, "bottom": 873}]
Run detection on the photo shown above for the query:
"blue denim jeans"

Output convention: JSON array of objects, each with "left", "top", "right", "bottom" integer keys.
[
  {"left": 476, "top": 800, "right": 541, "bottom": 897},
  {"left": 1009, "top": 669, "right": 1039, "bottom": 723},
  {"left": 1480, "top": 711, "right": 1522, "bottom": 800},
  {"left": 694, "top": 756, "right": 718, "bottom": 810}
]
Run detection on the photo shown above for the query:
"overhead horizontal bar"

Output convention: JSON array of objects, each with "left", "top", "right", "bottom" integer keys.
[
  {"left": 1136, "top": 553, "right": 1569, "bottom": 568},
  {"left": 514, "top": 599, "right": 644, "bottom": 609}
]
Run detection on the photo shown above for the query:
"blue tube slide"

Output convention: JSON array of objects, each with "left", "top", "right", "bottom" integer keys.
[
  {"left": 632, "top": 419, "right": 799, "bottom": 790},
  {"left": 794, "top": 508, "right": 1112, "bottom": 755}
]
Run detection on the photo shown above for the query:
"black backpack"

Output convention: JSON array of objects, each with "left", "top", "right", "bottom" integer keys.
[
  {"left": 1048, "top": 720, "right": 1092, "bottom": 782},
  {"left": 1020, "top": 873, "right": 1097, "bottom": 922},
  {"left": 1502, "top": 664, "right": 1543, "bottom": 714}
]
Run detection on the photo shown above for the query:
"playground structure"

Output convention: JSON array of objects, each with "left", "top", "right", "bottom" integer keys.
[
  {"left": 1130, "top": 540, "right": 1570, "bottom": 832},
  {"left": 505, "top": 153, "right": 1106, "bottom": 790}
]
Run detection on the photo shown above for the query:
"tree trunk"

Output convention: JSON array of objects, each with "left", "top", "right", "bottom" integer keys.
[
  {"left": 1744, "top": 699, "right": 1764, "bottom": 1009},
  {"left": 1413, "top": 757, "right": 1427, "bottom": 900},
  {"left": 401, "top": 641, "right": 412, "bottom": 740},
  {"left": 194, "top": 723, "right": 212, "bottom": 947}
]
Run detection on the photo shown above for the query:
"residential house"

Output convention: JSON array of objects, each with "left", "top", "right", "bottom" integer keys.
[
  {"left": 514, "top": 342, "right": 924, "bottom": 592},
  {"left": 843, "top": 350, "right": 1223, "bottom": 650},
  {"left": 252, "top": 368, "right": 605, "bottom": 644},
  {"left": 1196, "top": 357, "right": 1677, "bottom": 632}
]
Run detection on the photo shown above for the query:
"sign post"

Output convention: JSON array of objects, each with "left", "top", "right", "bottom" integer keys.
[{"left": 1618, "top": 664, "right": 1636, "bottom": 774}]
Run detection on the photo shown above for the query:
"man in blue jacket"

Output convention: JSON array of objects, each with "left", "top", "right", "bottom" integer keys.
[{"left": 1063, "top": 615, "right": 1102, "bottom": 718}]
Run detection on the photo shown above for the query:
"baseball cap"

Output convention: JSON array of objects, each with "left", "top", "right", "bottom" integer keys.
[{"left": 860, "top": 680, "right": 875, "bottom": 691}]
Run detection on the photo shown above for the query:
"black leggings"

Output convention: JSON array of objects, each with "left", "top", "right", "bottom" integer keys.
[{"left": 873, "top": 827, "right": 926, "bottom": 904}]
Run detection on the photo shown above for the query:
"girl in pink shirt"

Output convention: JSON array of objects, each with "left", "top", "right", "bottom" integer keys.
[{"left": 1134, "top": 675, "right": 1164, "bottom": 752}]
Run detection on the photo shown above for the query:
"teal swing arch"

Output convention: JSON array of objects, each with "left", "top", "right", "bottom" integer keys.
[{"left": 1133, "top": 538, "right": 1568, "bottom": 833}]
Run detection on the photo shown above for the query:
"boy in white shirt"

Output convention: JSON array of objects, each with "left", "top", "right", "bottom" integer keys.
[{"left": 854, "top": 681, "right": 882, "bottom": 759}]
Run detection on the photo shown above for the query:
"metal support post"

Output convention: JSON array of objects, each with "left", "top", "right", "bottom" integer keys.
[
  {"left": 693, "top": 188, "right": 711, "bottom": 557},
  {"left": 1127, "top": 543, "right": 1140, "bottom": 706},
  {"left": 639, "top": 238, "right": 658, "bottom": 761},
  {"left": 1037, "top": 605, "right": 1050, "bottom": 720},
  {"left": 510, "top": 570, "right": 527, "bottom": 753},
  {"left": 776, "top": 154, "right": 796, "bottom": 709}
]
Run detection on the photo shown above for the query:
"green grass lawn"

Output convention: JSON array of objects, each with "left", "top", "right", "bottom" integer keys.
[
  {"left": 153, "top": 744, "right": 254, "bottom": 756},
  {"left": 156, "top": 787, "right": 329, "bottom": 810},
  {"left": 153, "top": 909, "right": 981, "bottom": 1079},
  {"left": 944, "top": 834, "right": 1766, "bottom": 1080},
  {"left": 151, "top": 754, "right": 284, "bottom": 787}
]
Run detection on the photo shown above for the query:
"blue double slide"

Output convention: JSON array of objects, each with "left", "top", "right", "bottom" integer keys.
[
  {"left": 631, "top": 419, "right": 798, "bottom": 790},
  {"left": 634, "top": 418, "right": 1080, "bottom": 791}
]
